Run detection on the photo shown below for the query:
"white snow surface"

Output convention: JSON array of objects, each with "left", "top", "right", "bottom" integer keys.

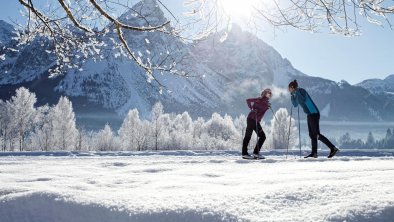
[{"left": 1, "top": 150, "right": 394, "bottom": 222}]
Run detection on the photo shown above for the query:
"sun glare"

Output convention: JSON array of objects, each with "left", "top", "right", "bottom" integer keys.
[{"left": 219, "top": 0, "right": 260, "bottom": 17}]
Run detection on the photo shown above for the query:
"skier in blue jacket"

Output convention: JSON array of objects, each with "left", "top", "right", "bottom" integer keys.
[{"left": 288, "top": 80, "right": 339, "bottom": 158}]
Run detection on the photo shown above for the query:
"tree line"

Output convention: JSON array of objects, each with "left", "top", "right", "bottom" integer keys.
[
  {"left": 0, "top": 87, "right": 299, "bottom": 152},
  {"left": 338, "top": 130, "right": 394, "bottom": 149},
  {"left": 2, "top": 87, "right": 393, "bottom": 152}
]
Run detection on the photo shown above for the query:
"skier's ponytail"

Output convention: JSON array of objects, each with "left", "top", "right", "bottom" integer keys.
[{"left": 288, "top": 80, "right": 298, "bottom": 89}]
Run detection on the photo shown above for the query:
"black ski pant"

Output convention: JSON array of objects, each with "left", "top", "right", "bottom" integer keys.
[
  {"left": 307, "top": 113, "right": 335, "bottom": 154},
  {"left": 242, "top": 118, "right": 266, "bottom": 155}
]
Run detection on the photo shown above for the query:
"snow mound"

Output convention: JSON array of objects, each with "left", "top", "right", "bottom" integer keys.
[{"left": 0, "top": 193, "right": 237, "bottom": 222}]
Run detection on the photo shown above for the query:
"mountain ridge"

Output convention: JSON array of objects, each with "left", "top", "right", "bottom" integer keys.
[{"left": 356, "top": 74, "right": 394, "bottom": 95}]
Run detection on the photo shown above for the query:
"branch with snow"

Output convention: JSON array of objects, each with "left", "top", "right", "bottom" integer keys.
[{"left": 15, "top": 0, "right": 206, "bottom": 88}]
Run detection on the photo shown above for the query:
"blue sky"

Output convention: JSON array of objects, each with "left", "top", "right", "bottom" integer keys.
[{"left": 1, "top": 0, "right": 393, "bottom": 84}]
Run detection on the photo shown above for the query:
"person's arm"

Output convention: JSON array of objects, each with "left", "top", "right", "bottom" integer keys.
[
  {"left": 261, "top": 99, "right": 270, "bottom": 112},
  {"left": 246, "top": 98, "right": 259, "bottom": 110},
  {"left": 291, "top": 93, "right": 298, "bottom": 107}
]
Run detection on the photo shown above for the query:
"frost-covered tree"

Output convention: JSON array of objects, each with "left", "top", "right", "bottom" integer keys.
[
  {"left": 383, "top": 128, "right": 394, "bottom": 149},
  {"left": 339, "top": 132, "right": 351, "bottom": 147},
  {"left": 119, "top": 109, "right": 140, "bottom": 151},
  {"left": 76, "top": 126, "right": 88, "bottom": 151},
  {"left": 201, "top": 113, "right": 239, "bottom": 150},
  {"left": 0, "top": 100, "right": 11, "bottom": 151},
  {"left": 385, "top": 129, "right": 392, "bottom": 140},
  {"left": 29, "top": 105, "right": 54, "bottom": 151},
  {"left": 96, "top": 124, "right": 116, "bottom": 151},
  {"left": 192, "top": 117, "right": 205, "bottom": 148},
  {"left": 204, "top": 113, "right": 238, "bottom": 141},
  {"left": 81, "top": 130, "right": 96, "bottom": 151},
  {"left": 167, "top": 112, "right": 193, "bottom": 149},
  {"left": 339, "top": 132, "right": 365, "bottom": 149},
  {"left": 185, "top": 0, "right": 394, "bottom": 36},
  {"left": 119, "top": 109, "right": 149, "bottom": 151},
  {"left": 151, "top": 102, "right": 164, "bottom": 150},
  {"left": 7, "top": 87, "right": 38, "bottom": 151},
  {"left": 271, "top": 108, "right": 297, "bottom": 150},
  {"left": 365, "top": 132, "right": 375, "bottom": 149},
  {"left": 234, "top": 114, "right": 247, "bottom": 144},
  {"left": 51, "top": 96, "right": 78, "bottom": 150},
  {"left": 155, "top": 113, "right": 171, "bottom": 150}
]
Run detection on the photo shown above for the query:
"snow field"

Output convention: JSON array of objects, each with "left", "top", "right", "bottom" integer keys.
[{"left": 0, "top": 151, "right": 394, "bottom": 222}]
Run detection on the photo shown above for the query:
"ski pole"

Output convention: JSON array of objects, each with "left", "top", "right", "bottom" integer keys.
[
  {"left": 298, "top": 106, "right": 302, "bottom": 158},
  {"left": 255, "top": 111, "right": 259, "bottom": 154},
  {"left": 286, "top": 106, "right": 293, "bottom": 159},
  {"left": 269, "top": 107, "right": 279, "bottom": 122}
]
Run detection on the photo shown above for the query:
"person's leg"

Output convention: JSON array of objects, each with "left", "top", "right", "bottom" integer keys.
[
  {"left": 315, "top": 115, "right": 336, "bottom": 150},
  {"left": 308, "top": 114, "right": 319, "bottom": 154},
  {"left": 253, "top": 123, "right": 266, "bottom": 154},
  {"left": 242, "top": 119, "right": 254, "bottom": 155}
]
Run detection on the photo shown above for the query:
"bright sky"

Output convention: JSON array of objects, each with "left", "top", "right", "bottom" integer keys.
[{"left": 1, "top": 0, "right": 393, "bottom": 84}]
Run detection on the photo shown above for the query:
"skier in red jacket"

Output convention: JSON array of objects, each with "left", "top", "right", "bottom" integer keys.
[{"left": 242, "top": 88, "right": 272, "bottom": 159}]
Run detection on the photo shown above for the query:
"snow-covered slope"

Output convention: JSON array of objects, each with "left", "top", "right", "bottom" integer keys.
[
  {"left": 356, "top": 74, "right": 394, "bottom": 95},
  {"left": 1, "top": 0, "right": 394, "bottom": 126},
  {"left": 0, "top": 20, "right": 15, "bottom": 46},
  {"left": 1, "top": 150, "right": 394, "bottom": 222},
  {"left": 56, "top": 0, "right": 226, "bottom": 117}
]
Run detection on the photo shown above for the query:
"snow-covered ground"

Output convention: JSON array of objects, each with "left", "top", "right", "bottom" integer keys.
[{"left": 1, "top": 150, "right": 394, "bottom": 222}]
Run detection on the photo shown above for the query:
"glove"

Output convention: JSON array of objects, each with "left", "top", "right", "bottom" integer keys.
[
  {"left": 268, "top": 102, "right": 271, "bottom": 108},
  {"left": 252, "top": 109, "right": 258, "bottom": 113}
]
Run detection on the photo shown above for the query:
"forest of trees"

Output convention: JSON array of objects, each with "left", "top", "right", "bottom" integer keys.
[
  {"left": 0, "top": 87, "right": 393, "bottom": 152},
  {"left": 0, "top": 87, "right": 299, "bottom": 152},
  {"left": 338, "top": 130, "right": 394, "bottom": 149}
]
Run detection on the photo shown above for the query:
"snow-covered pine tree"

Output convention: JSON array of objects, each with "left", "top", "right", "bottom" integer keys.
[
  {"left": 6, "top": 87, "right": 37, "bottom": 151},
  {"left": 271, "top": 108, "right": 297, "bottom": 149},
  {"left": 51, "top": 96, "right": 78, "bottom": 150}
]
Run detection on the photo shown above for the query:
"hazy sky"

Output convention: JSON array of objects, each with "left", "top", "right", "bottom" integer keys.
[{"left": 1, "top": 0, "right": 393, "bottom": 84}]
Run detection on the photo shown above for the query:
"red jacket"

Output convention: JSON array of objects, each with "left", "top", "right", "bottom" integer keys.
[{"left": 246, "top": 97, "right": 269, "bottom": 122}]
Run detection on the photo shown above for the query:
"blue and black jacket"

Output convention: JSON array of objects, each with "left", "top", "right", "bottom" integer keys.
[{"left": 291, "top": 88, "right": 319, "bottom": 115}]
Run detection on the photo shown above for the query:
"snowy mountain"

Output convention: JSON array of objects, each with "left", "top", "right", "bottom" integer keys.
[
  {"left": 356, "top": 74, "right": 394, "bottom": 95},
  {"left": 1, "top": 0, "right": 394, "bottom": 129},
  {"left": 0, "top": 20, "right": 15, "bottom": 46}
]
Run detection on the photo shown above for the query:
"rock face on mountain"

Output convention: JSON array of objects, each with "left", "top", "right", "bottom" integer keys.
[{"left": 1, "top": 0, "right": 393, "bottom": 129}]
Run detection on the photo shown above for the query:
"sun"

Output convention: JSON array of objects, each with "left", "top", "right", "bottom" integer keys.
[{"left": 219, "top": 0, "right": 260, "bottom": 17}]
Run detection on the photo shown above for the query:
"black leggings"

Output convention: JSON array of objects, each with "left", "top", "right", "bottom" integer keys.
[
  {"left": 242, "top": 118, "right": 266, "bottom": 155},
  {"left": 307, "top": 113, "right": 335, "bottom": 153}
]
